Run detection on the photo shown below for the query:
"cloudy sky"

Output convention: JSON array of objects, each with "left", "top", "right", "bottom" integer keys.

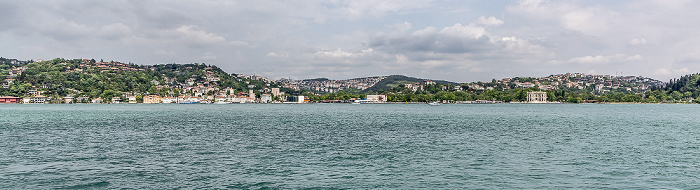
[{"left": 1, "top": 0, "right": 699, "bottom": 82}]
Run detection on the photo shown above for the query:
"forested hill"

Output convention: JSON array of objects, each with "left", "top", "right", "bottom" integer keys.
[
  {"left": 0, "top": 58, "right": 285, "bottom": 100},
  {"left": 360, "top": 75, "right": 456, "bottom": 93},
  {"left": 662, "top": 73, "right": 700, "bottom": 95}
]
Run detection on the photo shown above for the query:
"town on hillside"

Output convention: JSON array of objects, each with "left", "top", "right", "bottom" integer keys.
[{"left": 3, "top": 57, "right": 700, "bottom": 104}]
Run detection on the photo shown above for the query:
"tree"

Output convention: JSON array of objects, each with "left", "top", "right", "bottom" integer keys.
[{"left": 671, "top": 91, "right": 683, "bottom": 101}]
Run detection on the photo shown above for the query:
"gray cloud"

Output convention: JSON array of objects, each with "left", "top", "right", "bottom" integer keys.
[{"left": 2, "top": 0, "right": 700, "bottom": 82}]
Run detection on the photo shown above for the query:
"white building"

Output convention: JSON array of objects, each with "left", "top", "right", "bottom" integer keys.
[
  {"left": 215, "top": 96, "right": 227, "bottom": 103},
  {"left": 366, "top": 95, "right": 387, "bottom": 102},
  {"left": 261, "top": 94, "right": 272, "bottom": 103},
  {"left": 162, "top": 97, "right": 178, "bottom": 104},
  {"left": 128, "top": 96, "right": 137, "bottom": 103},
  {"left": 526, "top": 91, "right": 547, "bottom": 103}
]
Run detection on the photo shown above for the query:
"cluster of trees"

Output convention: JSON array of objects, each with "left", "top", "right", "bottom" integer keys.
[
  {"left": 5, "top": 57, "right": 700, "bottom": 104},
  {"left": 0, "top": 58, "right": 289, "bottom": 101},
  {"left": 302, "top": 76, "right": 700, "bottom": 103}
]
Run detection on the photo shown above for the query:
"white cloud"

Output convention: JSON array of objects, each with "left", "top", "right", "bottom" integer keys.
[
  {"left": 313, "top": 48, "right": 374, "bottom": 58},
  {"left": 266, "top": 52, "right": 280, "bottom": 57},
  {"left": 568, "top": 55, "right": 610, "bottom": 64},
  {"left": 175, "top": 25, "right": 227, "bottom": 46},
  {"left": 395, "top": 54, "right": 408, "bottom": 63},
  {"left": 229, "top": 40, "right": 250, "bottom": 47},
  {"left": 630, "top": 38, "right": 647, "bottom": 45},
  {"left": 654, "top": 67, "right": 690, "bottom": 76},
  {"left": 475, "top": 16, "right": 504, "bottom": 27},
  {"left": 201, "top": 52, "right": 217, "bottom": 60},
  {"left": 5, "top": 1, "right": 700, "bottom": 82},
  {"left": 99, "top": 23, "right": 133, "bottom": 39},
  {"left": 439, "top": 23, "right": 487, "bottom": 39},
  {"left": 154, "top": 50, "right": 175, "bottom": 55},
  {"left": 313, "top": 49, "right": 354, "bottom": 58},
  {"left": 519, "top": 0, "right": 547, "bottom": 7},
  {"left": 391, "top": 21, "right": 413, "bottom": 32},
  {"left": 411, "top": 26, "right": 437, "bottom": 36},
  {"left": 469, "top": 67, "right": 485, "bottom": 72},
  {"left": 626, "top": 54, "right": 643, "bottom": 60}
]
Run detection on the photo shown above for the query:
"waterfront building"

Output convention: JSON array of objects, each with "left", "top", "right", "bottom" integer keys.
[
  {"left": 128, "top": 96, "right": 137, "bottom": 103},
  {"left": 63, "top": 95, "right": 74, "bottom": 104},
  {"left": 31, "top": 95, "right": 47, "bottom": 104},
  {"left": 215, "top": 95, "right": 227, "bottom": 103},
  {"left": 526, "top": 91, "right": 547, "bottom": 103},
  {"left": 366, "top": 95, "right": 387, "bottom": 102},
  {"left": 75, "top": 96, "right": 89, "bottom": 103},
  {"left": 287, "top": 96, "right": 305, "bottom": 103},
  {"left": 261, "top": 94, "right": 272, "bottom": 103},
  {"left": 0, "top": 96, "right": 21, "bottom": 103},
  {"left": 111, "top": 97, "right": 122, "bottom": 104},
  {"left": 162, "top": 97, "right": 177, "bottom": 104},
  {"left": 143, "top": 95, "right": 162, "bottom": 104}
]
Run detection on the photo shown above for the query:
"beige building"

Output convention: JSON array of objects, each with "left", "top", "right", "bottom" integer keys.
[
  {"left": 526, "top": 91, "right": 547, "bottom": 103},
  {"left": 271, "top": 88, "right": 280, "bottom": 97},
  {"left": 143, "top": 95, "right": 162, "bottom": 104}
]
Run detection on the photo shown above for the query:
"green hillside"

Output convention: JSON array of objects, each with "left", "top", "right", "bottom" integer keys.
[
  {"left": 0, "top": 58, "right": 289, "bottom": 102},
  {"left": 360, "top": 75, "right": 456, "bottom": 93}
]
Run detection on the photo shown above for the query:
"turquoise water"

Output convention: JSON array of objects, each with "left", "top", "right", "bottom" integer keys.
[{"left": 0, "top": 104, "right": 698, "bottom": 189}]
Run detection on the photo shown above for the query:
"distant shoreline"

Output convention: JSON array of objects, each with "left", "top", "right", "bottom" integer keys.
[{"left": 3, "top": 102, "right": 697, "bottom": 105}]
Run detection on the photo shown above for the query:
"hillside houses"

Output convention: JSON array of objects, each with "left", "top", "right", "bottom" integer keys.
[
  {"left": 468, "top": 73, "right": 661, "bottom": 94},
  {"left": 278, "top": 76, "right": 385, "bottom": 93}
]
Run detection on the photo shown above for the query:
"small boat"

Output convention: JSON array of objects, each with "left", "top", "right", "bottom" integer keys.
[{"left": 428, "top": 101, "right": 440, "bottom": 106}]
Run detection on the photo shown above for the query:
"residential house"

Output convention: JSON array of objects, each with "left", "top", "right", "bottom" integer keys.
[
  {"left": 128, "top": 96, "right": 137, "bottom": 103},
  {"left": 215, "top": 95, "right": 227, "bottom": 103},
  {"left": 518, "top": 82, "right": 535, "bottom": 88},
  {"left": 75, "top": 96, "right": 89, "bottom": 103},
  {"left": 22, "top": 97, "right": 31, "bottom": 104},
  {"left": 31, "top": 95, "right": 47, "bottom": 104},
  {"left": 63, "top": 95, "right": 74, "bottom": 104},
  {"left": 260, "top": 94, "right": 272, "bottom": 103}
]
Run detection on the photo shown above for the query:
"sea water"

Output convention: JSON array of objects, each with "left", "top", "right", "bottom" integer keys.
[{"left": 0, "top": 104, "right": 698, "bottom": 189}]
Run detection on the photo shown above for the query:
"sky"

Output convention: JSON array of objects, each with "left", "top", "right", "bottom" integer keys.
[{"left": 1, "top": 0, "right": 699, "bottom": 83}]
